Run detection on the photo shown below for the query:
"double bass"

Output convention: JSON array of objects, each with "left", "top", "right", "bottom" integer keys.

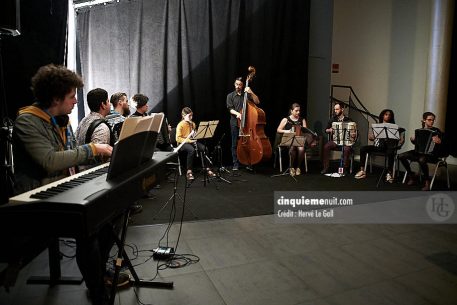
[{"left": 236, "top": 66, "right": 272, "bottom": 165}]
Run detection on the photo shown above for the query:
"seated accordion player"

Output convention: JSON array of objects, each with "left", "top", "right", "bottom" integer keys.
[{"left": 414, "top": 128, "right": 438, "bottom": 155}]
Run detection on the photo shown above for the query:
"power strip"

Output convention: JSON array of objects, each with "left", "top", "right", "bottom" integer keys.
[{"left": 152, "top": 246, "right": 175, "bottom": 260}]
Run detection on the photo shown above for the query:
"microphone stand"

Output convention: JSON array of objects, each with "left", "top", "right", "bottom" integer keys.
[{"left": 212, "top": 133, "right": 232, "bottom": 184}]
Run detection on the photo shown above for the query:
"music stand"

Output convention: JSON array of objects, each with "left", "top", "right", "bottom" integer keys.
[
  {"left": 372, "top": 123, "right": 400, "bottom": 141},
  {"left": 300, "top": 126, "right": 318, "bottom": 138},
  {"left": 271, "top": 133, "right": 305, "bottom": 181},
  {"left": 371, "top": 123, "right": 399, "bottom": 187},
  {"left": 192, "top": 120, "right": 220, "bottom": 186}
]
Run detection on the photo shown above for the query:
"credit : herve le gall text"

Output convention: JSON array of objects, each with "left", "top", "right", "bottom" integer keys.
[{"left": 277, "top": 209, "right": 335, "bottom": 218}]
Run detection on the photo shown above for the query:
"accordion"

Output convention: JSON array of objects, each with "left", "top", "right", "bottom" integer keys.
[
  {"left": 332, "top": 121, "right": 357, "bottom": 146},
  {"left": 414, "top": 128, "right": 436, "bottom": 154}
]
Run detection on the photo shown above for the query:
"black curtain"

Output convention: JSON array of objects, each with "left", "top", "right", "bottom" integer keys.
[
  {"left": 76, "top": 0, "right": 310, "bottom": 160},
  {"left": 1, "top": 0, "right": 68, "bottom": 119},
  {"left": 0, "top": 0, "right": 68, "bottom": 203}
]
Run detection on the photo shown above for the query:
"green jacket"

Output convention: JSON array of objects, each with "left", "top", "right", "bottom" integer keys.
[{"left": 13, "top": 105, "right": 96, "bottom": 195}]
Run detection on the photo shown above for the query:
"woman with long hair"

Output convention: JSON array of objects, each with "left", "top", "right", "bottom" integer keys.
[
  {"left": 276, "top": 103, "right": 315, "bottom": 176},
  {"left": 354, "top": 109, "right": 404, "bottom": 182}
]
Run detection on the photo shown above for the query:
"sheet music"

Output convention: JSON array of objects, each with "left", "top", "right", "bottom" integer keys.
[
  {"left": 279, "top": 133, "right": 305, "bottom": 147},
  {"left": 372, "top": 123, "right": 399, "bottom": 140},
  {"left": 193, "top": 120, "right": 219, "bottom": 140},
  {"left": 118, "top": 113, "right": 164, "bottom": 141}
]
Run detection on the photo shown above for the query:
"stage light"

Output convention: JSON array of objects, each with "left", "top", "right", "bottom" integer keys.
[{"left": 74, "top": 0, "right": 114, "bottom": 9}]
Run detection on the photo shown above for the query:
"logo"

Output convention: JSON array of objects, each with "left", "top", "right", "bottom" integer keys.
[{"left": 426, "top": 193, "right": 455, "bottom": 222}]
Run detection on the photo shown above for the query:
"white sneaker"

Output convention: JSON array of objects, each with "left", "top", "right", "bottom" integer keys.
[
  {"left": 386, "top": 173, "right": 394, "bottom": 183},
  {"left": 290, "top": 168, "right": 295, "bottom": 176},
  {"left": 295, "top": 168, "right": 301, "bottom": 176},
  {"left": 354, "top": 170, "right": 366, "bottom": 179}
]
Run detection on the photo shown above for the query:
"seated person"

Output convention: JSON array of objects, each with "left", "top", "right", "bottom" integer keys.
[
  {"left": 398, "top": 112, "right": 444, "bottom": 191},
  {"left": 130, "top": 93, "right": 149, "bottom": 117},
  {"left": 9, "top": 64, "right": 116, "bottom": 304},
  {"left": 76, "top": 88, "right": 114, "bottom": 171},
  {"left": 175, "top": 107, "right": 215, "bottom": 180},
  {"left": 105, "top": 92, "right": 130, "bottom": 142},
  {"left": 276, "top": 103, "right": 316, "bottom": 176},
  {"left": 354, "top": 109, "right": 404, "bottom": 182},
  {"left": 156, "top": 118, "right": 174, "bottom": 152},
  {"left": 321, "top": 102, "right": 355, "bottom": 174}
]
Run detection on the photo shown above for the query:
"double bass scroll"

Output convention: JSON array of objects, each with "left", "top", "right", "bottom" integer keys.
[{"left": 236, "top": 66, "right": 272, "bottom": 165}]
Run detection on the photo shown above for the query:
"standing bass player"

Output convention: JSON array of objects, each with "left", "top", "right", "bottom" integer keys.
[{"left": 226, "top": 76, "right": 260, "bottom": 171}]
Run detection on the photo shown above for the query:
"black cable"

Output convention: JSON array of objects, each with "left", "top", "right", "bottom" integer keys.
[{"left": 59, "top": 238, "right": 77, "bottom": 259}]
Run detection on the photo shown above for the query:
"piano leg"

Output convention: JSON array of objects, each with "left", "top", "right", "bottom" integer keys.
[
  {"left": 27, "top": 238, "right": 83, "bottom": 285},
  {"left": 109, "top": 208, "right": 173, "bottom": 305}
]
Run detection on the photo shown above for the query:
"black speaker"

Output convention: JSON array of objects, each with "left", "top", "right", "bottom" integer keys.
[{"left": 0, "top": 0, "right": 21, "bottom": 36}]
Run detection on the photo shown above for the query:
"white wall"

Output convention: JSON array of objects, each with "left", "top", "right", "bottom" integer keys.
[{"left": 331, "top": 0, "right": 433, "bottom": 154}]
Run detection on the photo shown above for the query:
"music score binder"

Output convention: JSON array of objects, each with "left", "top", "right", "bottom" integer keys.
[{"left": 107, "top": 113, "right": 164, "bottom": 180}]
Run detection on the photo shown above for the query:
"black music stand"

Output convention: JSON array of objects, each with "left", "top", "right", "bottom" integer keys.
[
  {"left": 271, "top": 133, "right": 305, "bottom": 181},
  {"left": 106, "top": 116, "right": 174, "bottom": 305},
  {"left": 109, "top": 208, "right": 173, "bottom": 305},
  {"left": 371, "top": 123, "right": 399, "bottom": 187},
  {"left": 300, "top": 126, "right": 318, "bottom": 139},
  {"left": 192, "top": 120, "right": 220, "bottom": 186}
]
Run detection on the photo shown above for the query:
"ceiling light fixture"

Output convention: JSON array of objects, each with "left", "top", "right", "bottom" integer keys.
[{"left": 74, "top": 0, "right": 114, "bottom": 9}]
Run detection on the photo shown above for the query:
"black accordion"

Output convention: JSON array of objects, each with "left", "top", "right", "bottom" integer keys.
[{"left": 414, "top": 128, "right": 436, "bottom": 154}]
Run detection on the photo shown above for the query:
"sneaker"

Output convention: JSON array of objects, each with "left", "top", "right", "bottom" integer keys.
[
  {"left": 354, "top": 170, "right": 366, "bottom": 179},
  {"left": 385, "top": 173, "right": 394, "bottom": 183},
  {"left": 207, "top": 169, "right": 216, "bottom": 178},
  {"left": 105, "top": 270, "right": 130, "bottom": 287},
  {"left": 290, "top": 168, "right": 296, "bottom": 176},
  {"left": 295, "top": 168, "right": 301, "bottom": 176},
  {"left": 186, "top": 171, "right": 195, "bottom": 180},
  {"left": 129, "top": 204, "right": 143, "bottom": 215}
]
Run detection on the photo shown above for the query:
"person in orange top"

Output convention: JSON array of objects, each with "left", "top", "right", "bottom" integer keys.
[{"left": 176, "top": 107, "right": 215, "bottom": 180}]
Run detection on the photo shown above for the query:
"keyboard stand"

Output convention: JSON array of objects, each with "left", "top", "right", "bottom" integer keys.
[
  {"left": 27, "top": 238, "right": 83, "bottom": 285},
  {"left": 109, "top": 208, "right": 173, "bottom": 305}
]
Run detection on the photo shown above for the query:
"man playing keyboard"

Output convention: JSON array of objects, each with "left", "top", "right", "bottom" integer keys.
[{"left": 9, "top": 64, "right": 114, "bottom": 305}]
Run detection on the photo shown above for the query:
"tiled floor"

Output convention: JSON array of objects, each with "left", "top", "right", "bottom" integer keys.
[{"left": 1, "top": 216, "right": 457, "bottom": 305}]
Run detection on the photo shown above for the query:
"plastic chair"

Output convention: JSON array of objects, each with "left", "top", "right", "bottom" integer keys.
[
  {"left": 402, "top": 156, "right": 450, "bottom": 190},
  {"left": 364, "top": 143, "right": 404, "bottom": 179},
  {"left": 273, "top": 133, "right": 308, "bottom": 173}
]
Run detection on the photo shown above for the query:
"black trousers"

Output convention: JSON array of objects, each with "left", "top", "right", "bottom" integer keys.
[
  {"left": 359, "top": 145, "right": 396, "bottom": 172},
  {"left": 180, "top": 142, "right": 207, "bottom": 170},
  {"left": 398, "top": 149, "right": 439, "bottom": 180},
  {"left": 76, "top": 219, "right": 121, "bottom": 305}
]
